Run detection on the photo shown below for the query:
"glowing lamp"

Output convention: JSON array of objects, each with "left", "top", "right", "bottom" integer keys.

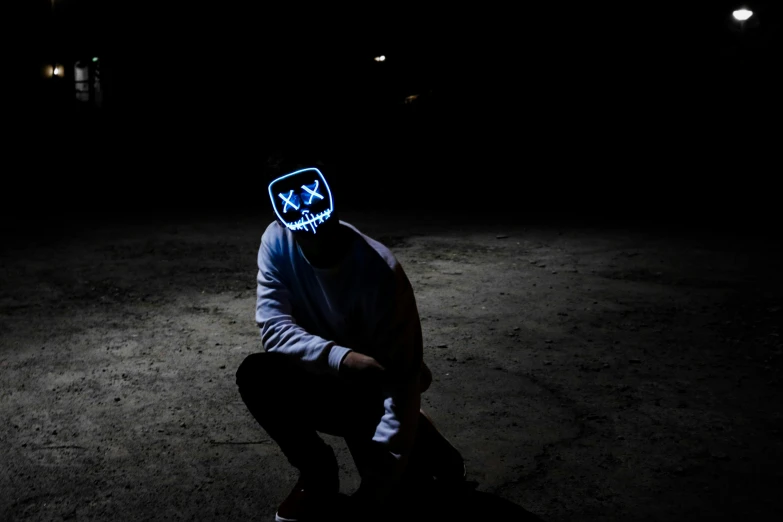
[
  {"left": 732, "top": 9, "right": 753, "bottom": 21},
  {"left": 45, "top": 64, "right": 65, "bottom": 78}
]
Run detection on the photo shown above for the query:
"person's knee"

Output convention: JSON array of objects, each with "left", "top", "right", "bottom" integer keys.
[
  {"left": 235, "top": 351, "right": 286, "bottom": 388},
  {"left": 419, "top": 362, "right": 432, "bottom": 394}
]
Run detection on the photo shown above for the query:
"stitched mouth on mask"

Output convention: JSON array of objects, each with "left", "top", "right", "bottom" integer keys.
[{"left": 289, "top": 209, "right": 332, "bottom": 232}]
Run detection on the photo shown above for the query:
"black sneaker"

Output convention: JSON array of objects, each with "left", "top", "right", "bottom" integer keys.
[{"left": 275, "top": 448, "right": 339, "bottom": 522}]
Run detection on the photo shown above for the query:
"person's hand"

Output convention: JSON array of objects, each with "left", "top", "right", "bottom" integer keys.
[{"left": 339, "top": 351, "right": 386, "bottom": 380}]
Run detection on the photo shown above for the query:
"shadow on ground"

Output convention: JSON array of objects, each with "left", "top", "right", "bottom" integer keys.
[{"left": 331, "top": 480, "right": 545, "bottom": 522}]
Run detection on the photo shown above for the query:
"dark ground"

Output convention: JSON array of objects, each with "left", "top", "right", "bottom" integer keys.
[{"left": 1, "top": 203, "right": 782, "bottom": 521}]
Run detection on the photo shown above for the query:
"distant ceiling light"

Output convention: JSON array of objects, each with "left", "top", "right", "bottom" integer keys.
[
  {"left": 92, "top": 57, "right": 99, "bottom": 62},
  {"left": 374, "top": 55, "right": 386, "bottom": 62},
  {"left": 732, "top": 9, "right": 753, "bottom": 21}
]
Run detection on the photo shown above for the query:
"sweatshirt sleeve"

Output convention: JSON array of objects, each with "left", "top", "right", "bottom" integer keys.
[{"left": 255, "top": 233, "right": 352, "bottom": 375}]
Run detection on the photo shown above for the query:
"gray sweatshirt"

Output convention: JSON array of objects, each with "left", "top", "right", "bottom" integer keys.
[{"left": 255, "top": 220, "right": 423, "bottom": 463}]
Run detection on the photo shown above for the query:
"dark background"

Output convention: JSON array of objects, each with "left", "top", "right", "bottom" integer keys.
[
  {"left": 4, "top": 6, "right": 782, "bottom": 521},
  {"left": 9, "top": 1, "right": 781, "bottom": 230}
]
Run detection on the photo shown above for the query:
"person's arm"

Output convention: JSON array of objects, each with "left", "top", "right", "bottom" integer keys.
[
  {"left": 256, "top": 236, "right": 352, "bottom": 375},
  {"left": 359, "top": 263, "right": 424, "bottom": 497}
]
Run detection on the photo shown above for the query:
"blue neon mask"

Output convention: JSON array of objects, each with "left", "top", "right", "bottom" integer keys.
[{"left": 268, "top": 167, "right": 334, "bottom": 234}]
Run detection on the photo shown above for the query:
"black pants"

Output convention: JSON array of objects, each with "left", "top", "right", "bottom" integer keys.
[{"left": 236, "top": 351, "right": 408, "bottom": 480}]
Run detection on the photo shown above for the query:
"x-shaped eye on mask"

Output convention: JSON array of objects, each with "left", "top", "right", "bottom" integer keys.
[
  {"left": 301, "top": 180, "right": 324, "bottom": 205},
  {"left": 279, "top": 190, "right": 300, "bottom": 212}
]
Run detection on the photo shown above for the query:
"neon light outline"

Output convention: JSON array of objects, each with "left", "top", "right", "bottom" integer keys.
[
  {"left": 268, "top": 167, "right": 334, "bottom": 234},
  {"left": 279, "top": 190, "right": 300, "bottom": 213},
  {"left": 301, "top": 180, "right": 324, "bottom": 205}
]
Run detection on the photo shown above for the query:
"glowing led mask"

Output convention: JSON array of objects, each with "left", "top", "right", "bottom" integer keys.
[{"left": 268, "top": 167, "right": 334, "bottom": 234}]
